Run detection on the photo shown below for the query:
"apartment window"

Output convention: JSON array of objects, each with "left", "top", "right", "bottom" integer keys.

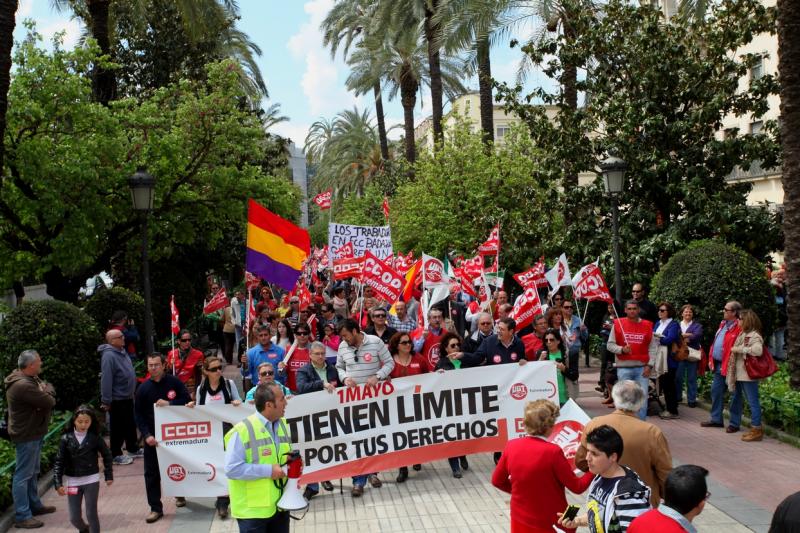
[
  {"left": 496, "top": 126, "right": 510, "bottom": 138},
  {"left": 751, "top": 55, "right": 765, "bottom": 81},
  {"left": 751, "top": 121, "right": 763, "bottom": 135}
]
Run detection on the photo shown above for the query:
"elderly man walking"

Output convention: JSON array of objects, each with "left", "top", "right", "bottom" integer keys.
[
  {"left": 99, "top": 330, "right": 141, "bottom": 465},
  {"left": 5, "top": 350, "right": 57, "bottom": 529},
  {"left": 575, "top": 380, "right": 672, "bottom": 506}
]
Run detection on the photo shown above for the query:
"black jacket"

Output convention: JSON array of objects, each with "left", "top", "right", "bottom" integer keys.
[
  {"left": 53, "top": 431, "right": 113, "bottom": 489},
  {"left": 463, "top": 334, "right": 526, "bottom": 367},
  {"left": 463, "top": 330, "right": 491, "bottom": 354},
  {"left": 295, "top": 361, "right": 340, "bottom": 394}
]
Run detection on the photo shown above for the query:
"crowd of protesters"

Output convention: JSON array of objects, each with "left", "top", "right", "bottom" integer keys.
[{"left": 3, "top": 265, "right": 797, "bottom": 533}]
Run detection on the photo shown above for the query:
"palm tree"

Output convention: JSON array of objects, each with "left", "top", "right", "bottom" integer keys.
[
  {"left": 0, "top": 0, "right": 18, "bottom": 175},
  {"left": 777, "top": 0, "right": 800, "bottom": 389},
  {"left": 321, "top": 0, "right": 390, "bottom": 161},
  {"left": 305, "top": 117, "right": 337, "bottom": 164},
  {"left": 51, "top": 0, "right": 266, "bottom": 105},
  {"left": 261, "top": 103, "right": 289, "bottom": 131}
]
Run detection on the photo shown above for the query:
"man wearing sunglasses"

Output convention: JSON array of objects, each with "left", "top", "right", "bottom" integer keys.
[
  {"left": 336, "top": 318, "right": 394, "bottom": 497},
  {"left": 164, "top": 330, "right": 205, "bottom": 396},
  {"left": 242, "top": 325, "right": 286, "bottom": 388},
  {"left": 364, "top": 307, "right": 397, "bottom": 345},
  {"left": 464, "top": 312, "right": 495, "bottom": 353}
]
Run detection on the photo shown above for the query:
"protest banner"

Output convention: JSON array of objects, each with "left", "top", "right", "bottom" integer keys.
[
  {"left": 154, "top": 362, "right": 559, "bottom": 495},
  {"left": 328, "top": 223, "right": 393, "bottom": 260},
  {"left": 513, "top": 262, "right": 549, "bottom": 289},
  {"left": 361, "top": 250, "right": 404, "bottom": 302},
  {"left": 333, "top": 256, "right": 365, "bottom": 279}
]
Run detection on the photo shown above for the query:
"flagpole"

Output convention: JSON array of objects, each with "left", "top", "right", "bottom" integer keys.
[{"left": 170, "top": 295, "right": 175, "bottom": 375}]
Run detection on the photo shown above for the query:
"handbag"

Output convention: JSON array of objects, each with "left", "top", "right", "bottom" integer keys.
[
  {"left": 744, "top": 345, "right": 778, "bottom": 380},
  {"left": 687, "top": 347, "right": 702, "bottom": 362},
  {"left": 672, "top": 337, "right": 689, "bottom": 362}
]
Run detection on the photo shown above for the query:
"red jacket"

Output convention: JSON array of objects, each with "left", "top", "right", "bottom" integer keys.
[
  {"left": 492, "top": 436, "right": 593, "bottom": 532},
  {"left": 165, "top": 348, "right": 204, "bottom": 384},
  {"left": 627, "top": 508, "right": 687, "bottom": 533},
  {"left": 521, "top": 333, "right": 543, "bottom": 360},
  {"left": 709, "top": 320, "right": 741, "bottom": 376}
]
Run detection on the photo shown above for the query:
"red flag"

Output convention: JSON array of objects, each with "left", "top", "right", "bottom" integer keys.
[
  {"left": 170, "top": 295, "right": 180, "bottom": 334},
  {"left": 513, "top": 262, "right": 549, "bottom": 289},
  {"left": 509, "top": 287, "right": 543, "bottom": 330},
  {"left": 244, "top": 290, "right": 256, "bottom": 339},
  {"left": 572, "top": 262, "right": 613, "bottom": 303},
  {"left": 312, "top": 189, "right": 332, "bottom": 210},
  {"left": 361, "top": 250, "right": 404, "bottom": 302},
  {"left": 203, "top": 288, "right": 229, "bottom": 315},
  {"left": 335, "top": 241, "right": 354, "bottom": 259},
  {"left": 478, "top": 225, "right": 500, "bottom": 256},
  {"left": 245, "top": 271, "right": 260, "bottom": 291},
  {"left": 461, "top": 255, "right": 484, "bottom": 279},
  {"left": 295, "top": 283, "right": 313, "bottom": 309},
  {"left": 333, "top": 256, "right": 365, "bottom": 279},
  {"left": 382, "top": 197, "right": 390, "bottom": 220},
  {"left": 452, "top": 267, "right": 477, "bottom": 299}
]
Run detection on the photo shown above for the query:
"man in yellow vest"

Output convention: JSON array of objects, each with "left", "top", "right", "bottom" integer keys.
[{"left": 224, "top": 382, "right": 291, "bottom": 532}]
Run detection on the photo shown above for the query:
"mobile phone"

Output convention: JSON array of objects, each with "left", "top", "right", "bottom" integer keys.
[{"left": 562, "top": 504, "right": 580, "bottom": 522}]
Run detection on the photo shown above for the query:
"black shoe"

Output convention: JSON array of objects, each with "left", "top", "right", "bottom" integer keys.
[
  {"left": 396, "top": 467, "right": 408, "bottom": 483},
  {"left": 688, "top": 401, "right": 697, "bottom": 408},
  {"left": 452, "top": 470, "right": 462, "bottom": 479},
  {"left": 459, "top": 457, "right": 469, "bottom": 470},
  {"left": 700, "top": 420, "right": 724, "bottom": 428},
  {"left": 412, "top": 464, "right": 422, "bottom": 471},
  {"left": 321, "top": 480, "right": 334, "bottom": 491},
  {"left": 303, "top": 487, "right": 318, "bottom": 500},
  {"left": 31, "top": 506, "right": 56, "bottom": 516}
]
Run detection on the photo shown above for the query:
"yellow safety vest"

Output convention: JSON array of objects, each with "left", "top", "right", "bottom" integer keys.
[{"left": 224, "top": 413, "right": 292, "bottom": 519}]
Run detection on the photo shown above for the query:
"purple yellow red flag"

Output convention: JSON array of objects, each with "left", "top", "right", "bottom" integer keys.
[{"left": 246, "top": 199, "right": 310, "bottom": 291}]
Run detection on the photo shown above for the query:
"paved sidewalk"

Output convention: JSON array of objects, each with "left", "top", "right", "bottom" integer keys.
[{"left": 21, "top": 360, "right": 798, "bottom": 533}]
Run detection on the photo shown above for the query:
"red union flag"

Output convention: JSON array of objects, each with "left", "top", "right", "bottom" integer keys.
[
  {"left": 245, "top": 271, "right": 260, "bottom": 291},
  {"left": 509, "top": 286, "right": 543, "bottom": 330},
  {"left": 453, "top": 267, "right": 477, "bottom": 298},
  {"left": 333, "top": 256, "right": 365, "bottom": 279},
  {"left": 513, "top": 262, "right": 548, "bottom": 289},
  {"left": 545, "top": 253, "right": 572, "bottom": 293},
  {"left": 335, "top": 241, "right": 354, "bottom": 259},
  {"left": 203, "top": 288, "right": 229, "bottom": 315},
  {"left": 382, "top": 197, "right": 390, "bottom": 220},
  {"left": 478, "top": 225, "right": 500, "bottom": 256},
  {"left": 312, "top": 189, "right": 332, "bottom": 209},
  {"left": 422, "top": 254, "right": 449, "bottom": 288},
  {"left": 361, "top": 251, "right": 404, "bottom": 302},
  {"left": 461, "top": 254, "right": 484, "bottom": 279},
  {"left": 170, "top": 295, "right": 180, "bottom": 334},
  {"left": 572, "top": 262, "right": 613, "bottom": 303}
]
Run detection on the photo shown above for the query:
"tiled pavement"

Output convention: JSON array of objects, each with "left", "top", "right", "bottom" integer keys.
[{"left": 21, "top": 360, "right": 798, "bottom": 532}]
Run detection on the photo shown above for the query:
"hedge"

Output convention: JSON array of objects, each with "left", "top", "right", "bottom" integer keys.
[
  {"left": 0, "top": 301, "right": 101, "bottom": 410},
  {"left": 83, "top": 286, "right": 145, "bottom": 339}
]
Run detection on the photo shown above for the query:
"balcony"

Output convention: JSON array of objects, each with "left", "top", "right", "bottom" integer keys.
[{"left": 726, "top": 160, "right": 781, "bottom": 182}]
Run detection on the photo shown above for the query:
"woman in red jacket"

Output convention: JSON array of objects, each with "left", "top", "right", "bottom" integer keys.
[{"left": 492, "top": 399, "right": 593, "bottom": 533}]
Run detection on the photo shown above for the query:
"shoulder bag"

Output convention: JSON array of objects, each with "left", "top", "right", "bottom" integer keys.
[{"left": 744, "top": 345, "right": 778, "bottom": 380}]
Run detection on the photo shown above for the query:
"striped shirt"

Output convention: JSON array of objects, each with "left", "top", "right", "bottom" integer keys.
[
  {"left": 336, "top": 333, "right": 394, "bottom": 384},
  {"left": 388, "top": 313, "right": 417, "bottom": 333}
]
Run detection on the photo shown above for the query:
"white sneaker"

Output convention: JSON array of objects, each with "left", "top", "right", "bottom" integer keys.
[
  {"left": 130, "top": 448, "right": 145, "bottom": 458},
  {"left": 113, "top": 454, "right": 134, "bottom": 465}
]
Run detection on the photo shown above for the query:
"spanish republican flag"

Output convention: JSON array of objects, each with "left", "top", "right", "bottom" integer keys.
[
  {"left": 245, "top": 199, "right": 310, "bottom": 291},
  {"left": 400, "top": 259, "right": 422, "bottom": 302}
]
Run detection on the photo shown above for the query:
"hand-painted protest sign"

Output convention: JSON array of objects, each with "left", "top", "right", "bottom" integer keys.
[{"left": 328, "top": 223, "right": 393, "bottom": 261}]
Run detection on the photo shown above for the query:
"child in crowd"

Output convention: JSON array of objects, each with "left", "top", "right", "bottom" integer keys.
[{"left": 53, "top": 406, "right": 113, "bottom": 533}]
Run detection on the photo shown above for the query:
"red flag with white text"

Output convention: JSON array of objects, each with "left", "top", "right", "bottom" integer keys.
[
  {"left": 335, "top": 241, "right": 354, "bottom": 259},
  {"left": 509, "top": 287, "right": 543, "bottom": 330},
  {"left": 571, "top": 262, "right": 613, "bottom": 303},
  {"left": 170, "top": 295, "right": 180, "bottom": 334},
  {"left": 513, "top": 261, "right": 549, "bottom": 289},
  {"left": 244, "top": 271, "right": 260, "bottom": 291},
  {"left": 361, "top": 251, "right": 404, "bottom": 303},
  {"left": 203, "top": 288, "right": 229, "bottom": 315},
  {"left": 313, "top": 189, "right": 332, "bottom": 210},
  {"left": 333, "top": 256, "right": 365, "bottom": 279},
  {"left": 461, "top": 255, "right": 484, "bottom": 279},
  {"left": 244, "top": 290, "right": 256, "bottom": 339},
  {"left": 478, "top": 225, "right": 500, "bottom": 256}
]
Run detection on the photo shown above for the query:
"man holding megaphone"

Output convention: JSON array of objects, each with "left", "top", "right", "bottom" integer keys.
[{"left": 224, "top": 382, "right": 302, "bottom": 532}]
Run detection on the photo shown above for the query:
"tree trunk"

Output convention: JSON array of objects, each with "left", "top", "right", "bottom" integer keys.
[
  {"left": 561, "top": 20, "right": 579, "bottom": 189},
  {"left": 0, "top": 0, "right": 18, "bottom": 175},
  {"left": 43, "top": 266, "right": 88, "bottom": 303},
  {"left": 477, "top": 35, "right": 494, "bottom": 148},
  {"left": 373, "top": 82, "right": 390, "bottom": 161},
  {"left": 778, "top": 0, "right": 800, "bottom": 390},
  {"left": 424, "top": 1, "right": 444, "bottom": 149},
  {"left": 400, "top": 69, "right": 418, "bottom": 164},
  {"left": 87, "top": 0, "right": 116, "bottom": 106}
]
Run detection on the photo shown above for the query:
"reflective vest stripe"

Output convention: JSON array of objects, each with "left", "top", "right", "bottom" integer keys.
[{"left": 241, "top": 418, "right": 273, "bottom": 459}]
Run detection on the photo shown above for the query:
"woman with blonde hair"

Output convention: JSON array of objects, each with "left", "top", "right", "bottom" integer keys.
[
  {"left": 492, "top": 400, "right": 592, "bottom": 533},
  {"left": 726, "top": 309, "right": 765, "bottom": 442}
]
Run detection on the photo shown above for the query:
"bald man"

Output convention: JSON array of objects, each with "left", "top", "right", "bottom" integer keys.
[{"left": 99, "top": 329, "right": 141, "bottom": 464}]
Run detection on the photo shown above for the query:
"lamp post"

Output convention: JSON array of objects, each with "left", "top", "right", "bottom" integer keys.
[
  {"left": 128, "top": 167, "right": 156, "bottom": 355},
  {"left": 600, "top": 156, "right": 627, "bottom": 305}
]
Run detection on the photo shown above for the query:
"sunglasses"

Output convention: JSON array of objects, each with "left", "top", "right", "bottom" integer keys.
[
  {"left": 448, "top": 343, "right": 460, "bottom": 349},
  {"left": 373, "top": 314, "right": 386, "bottom": 318},
  {"left": 398, "top": 340, "right": 411, "bottom": 345},
  {"left": 207, "top": 366, "right": 222, "bottom": 372},
  {"left": 563, "top": 305, "right": 573, "bottom": 309},
  {"left": 259, "top": 371, "right": 274, "bottom": 377},
  {"left": 659, "top": 308, "right": 668, "bottom": 312},
  {"left": 179, "top": 338, "right": 191, "bottom": 342},
  {"left": 296, "top": 331, "right": 309, "bottom": 336}
]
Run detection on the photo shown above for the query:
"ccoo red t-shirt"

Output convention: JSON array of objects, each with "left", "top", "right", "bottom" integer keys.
[
  {"left": 421, "top": 329, "right": 446, "bottom": 368},
  {"left": 285, "top": 347, "right": 310, "bottom": 392},
  {"left": 390, "top": 354, "right": 431, "bottom": 379}
]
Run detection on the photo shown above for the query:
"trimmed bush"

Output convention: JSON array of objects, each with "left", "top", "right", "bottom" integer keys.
[
  {"left": 0, "top": 301, "right": 101, "bottom": 410},
  {"left": 83, "top": 286, "right": 145, "bottom": 336},
  {"left": 651, "top": 240, "right": 775, "bottom": 348}
]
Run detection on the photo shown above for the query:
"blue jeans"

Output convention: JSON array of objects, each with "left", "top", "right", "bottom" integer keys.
[
  {"left": 616, "top": 366, "right": 649, "bottom": 420},
  {"left": 352, "top": 475, "right": 368, "bottom": 487},
  {"left": 770, "top": 328, "right": 786, "bottom": 360},
  {"left": 675, "top": 360, "right": 698, "bottom": 403},
  {"left": 710, "top": 363, "right": 727, "bottom": 424},
  {"left": 13, "top": 439, "right": 45, "bottom": 522},
  {"left": 729, "top": 380, "right": 762, "bottom": 428}
]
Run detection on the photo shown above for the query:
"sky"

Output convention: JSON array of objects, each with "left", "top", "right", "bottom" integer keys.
[{"left": 12, "top": 0, "right": 553, "bottom": 150}]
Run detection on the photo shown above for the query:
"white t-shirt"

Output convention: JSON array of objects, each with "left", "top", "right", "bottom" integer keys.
[{"left": 194, "top": 379, "right": 241, "bottom": 405}]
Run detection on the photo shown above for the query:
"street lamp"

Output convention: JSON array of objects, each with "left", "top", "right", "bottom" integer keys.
[
  {"left": 600, "top": 156, "right": 627, "bottom": 305},
  {"left": 128, "top": 167, "right": 156, "bottom": 355}
]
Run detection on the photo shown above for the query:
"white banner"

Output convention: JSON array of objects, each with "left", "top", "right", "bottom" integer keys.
[
  {"left": 328, "top": 223, "right": 393, "bottom": 261},
  {"left": 154, "top": 362, "right": 558, "bottom": 496}
]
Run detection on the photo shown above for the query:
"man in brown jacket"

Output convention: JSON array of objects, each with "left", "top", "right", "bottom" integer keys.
[
  {"left": 575, "top": 379, "right": 672, "bottom": 506},
  {"left": 4, "top": 349, "right": 57, "bottom": 529}
]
